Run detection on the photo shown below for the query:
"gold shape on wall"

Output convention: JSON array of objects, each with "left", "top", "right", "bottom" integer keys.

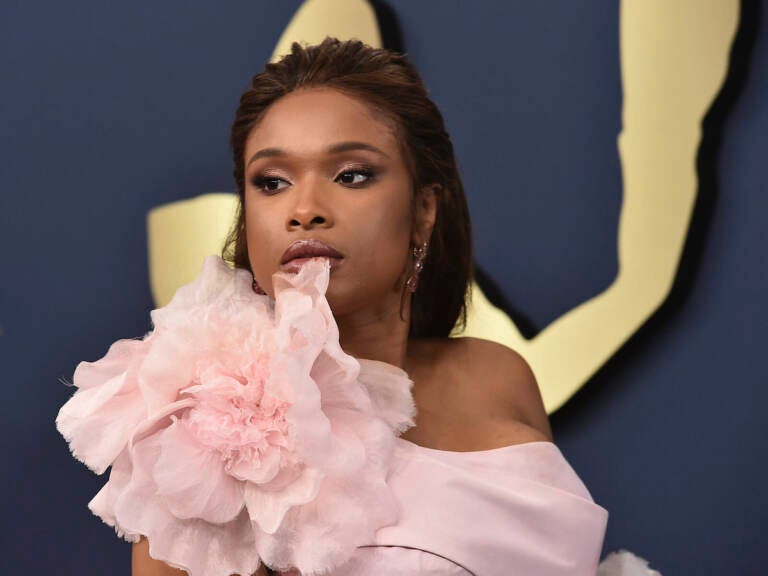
[
  {"left": 270, "top": 0, "right": 381, "bottom": 61},
  {"left": 147, "top": 0, "right": 739, "bottom": 414},
  {"left": 460, "top": 0, "right": 739, "bottom": 411},
  {"left": 147, "top": 193, "right": 238, "bottom": 308}
]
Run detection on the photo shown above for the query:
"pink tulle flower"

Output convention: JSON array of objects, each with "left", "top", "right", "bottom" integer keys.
[{"left": 56, "top": 255, "right": 416, "bottom": 576}]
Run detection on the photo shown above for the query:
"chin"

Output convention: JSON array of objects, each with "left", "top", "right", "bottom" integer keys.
[{"left": 323, "top": 286, "right": 350, "bottom": 317}]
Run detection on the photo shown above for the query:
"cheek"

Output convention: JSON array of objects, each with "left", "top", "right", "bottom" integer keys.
[
  {"left": 339, "top": 194, "right": 413, "bottom": 296},
  {"left": 360, "top": 205, "right": 411, "bottom": 266},
  {"left": 244, "top": 199, "right": 281, "bottom": 291}
]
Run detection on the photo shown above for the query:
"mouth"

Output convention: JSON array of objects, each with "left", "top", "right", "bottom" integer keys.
[{"left": 280, "top": 239, "right": 344, "bottom": 273}]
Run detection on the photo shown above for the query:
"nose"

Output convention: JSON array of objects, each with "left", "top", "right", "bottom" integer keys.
[{"left": 286, "top": 181, "right": 334, "bottom": 231}]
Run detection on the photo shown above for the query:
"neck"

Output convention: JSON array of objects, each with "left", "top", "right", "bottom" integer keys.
[{"left": 335, "top": 294, "right": 412, "bottom": 369}]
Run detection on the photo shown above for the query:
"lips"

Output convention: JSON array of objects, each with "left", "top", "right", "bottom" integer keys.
[{"left": 280, "top": 239, "right": 344, "bottom": 273}]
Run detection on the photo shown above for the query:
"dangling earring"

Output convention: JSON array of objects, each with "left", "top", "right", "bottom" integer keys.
[
  {"left": 252, "top": 277, "right": 266, "bottom": 295},
  {"left": 405, "top": 241, "right": 429, "bottom": 293}
]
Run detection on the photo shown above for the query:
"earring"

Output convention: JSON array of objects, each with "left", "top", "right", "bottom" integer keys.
[
  {"left": 252, "top": 277, "right": 266, "bottom": 295},
  {"left": 405, "top": 241, "right": 429, "bottom": 293}
]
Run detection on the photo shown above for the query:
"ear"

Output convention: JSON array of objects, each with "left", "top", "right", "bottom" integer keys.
[{"left": 412, "top": 183, "right": 439, "bottom": 246}]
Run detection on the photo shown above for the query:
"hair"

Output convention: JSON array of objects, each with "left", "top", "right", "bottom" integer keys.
[{"left": 223, "top": 36, "right": 473, "bottom": 339}]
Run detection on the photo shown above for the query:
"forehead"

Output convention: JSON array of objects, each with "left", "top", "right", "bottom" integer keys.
[{"left": 244, "top": 87, "right": 400, "bottom": 157}]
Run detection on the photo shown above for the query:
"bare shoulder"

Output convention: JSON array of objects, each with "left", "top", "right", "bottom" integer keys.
[{"left": 449, "top": 337, "right": 553, "bottom": 442}]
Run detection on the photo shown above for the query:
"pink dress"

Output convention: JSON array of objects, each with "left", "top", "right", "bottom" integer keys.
[
  {"left": 280, "top": 360, "right": 609, "bottom": 576},
  {"left": 58, "top": 256, "right": 625, "bottom": 576}
]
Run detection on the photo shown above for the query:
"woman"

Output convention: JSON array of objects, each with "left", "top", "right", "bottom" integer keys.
[{"left": 128, "top": 36, "right": 608, "bottom": 574}]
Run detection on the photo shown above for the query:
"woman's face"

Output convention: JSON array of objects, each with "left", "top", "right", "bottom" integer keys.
[{"left": 243, "top": 87, "right": 429, "bottom": 318}]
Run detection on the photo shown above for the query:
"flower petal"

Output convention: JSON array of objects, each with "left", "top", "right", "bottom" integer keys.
[
  {"left": 152, "top": 420, "right": 246, "bottom": 524},
  {"left": 356, "top": 358, "right": 417, "bottom": 435},
  {"left": 60, "top": 255, "right": 417, "bottom": 576},
  {"left": 56, "top": 338, "right": 151, "bottom": 474},
  {"left": 112, "top": 429, "right": 260, "bottom": 576},
  {"left": 245, "top": 466, "right": 323, "bottom": 534},
  {"left": 229, "top": 446, "right": 282, "bottom": 485}
]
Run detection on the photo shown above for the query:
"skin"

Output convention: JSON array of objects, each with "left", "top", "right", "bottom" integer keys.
[{"left": 133, "top": 86, "right": 552, "bottom": 576}]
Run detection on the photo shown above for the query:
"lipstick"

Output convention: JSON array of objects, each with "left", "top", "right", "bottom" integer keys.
[{"left": 280, "top": 239, "right": 344, "bottom": 273}]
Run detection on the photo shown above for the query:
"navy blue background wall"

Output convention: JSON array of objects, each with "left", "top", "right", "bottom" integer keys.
[{"left": 1, "top": 1, "right": 765, "bottom": 574}]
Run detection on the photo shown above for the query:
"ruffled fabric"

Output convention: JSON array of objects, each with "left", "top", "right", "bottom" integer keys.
[
  {"left": 598, "top": 550, "right": 663, "bottom": 576},
  {"left": 56, "top": 255, "right": 416, "bottom": 576}
]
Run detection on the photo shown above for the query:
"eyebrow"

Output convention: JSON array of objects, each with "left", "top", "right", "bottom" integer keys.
[{"left": 246, "top": 141, "right": 390, "bottom": 166}]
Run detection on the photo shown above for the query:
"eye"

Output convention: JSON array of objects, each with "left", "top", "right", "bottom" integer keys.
[
  {"left": 335, "top": 167, "right": 376, "bottom": 187},
  {"left": 251, "top": 174, "right": 290, "bottom": 195}
]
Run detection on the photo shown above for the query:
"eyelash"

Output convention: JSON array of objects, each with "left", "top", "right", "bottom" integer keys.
[{"left": 250, "top": 166, "right": 378, "bottom": 195}]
